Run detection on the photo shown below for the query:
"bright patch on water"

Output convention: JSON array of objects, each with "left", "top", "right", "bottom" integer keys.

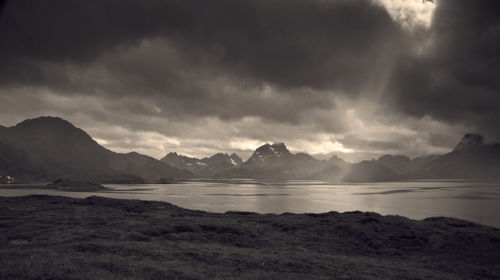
[{"left": 1, "top": 180, "right": 500, "bottom": 227}]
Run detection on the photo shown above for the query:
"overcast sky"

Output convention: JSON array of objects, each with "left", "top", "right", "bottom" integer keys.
[{"left": 0, "top": 0, "right": 499, "bottom": 162}]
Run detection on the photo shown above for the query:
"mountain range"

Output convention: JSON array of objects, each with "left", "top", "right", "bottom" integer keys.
[
  {"left": 166, "top": 133, "right": 500, "bottom": 182},
  {"left": 161, "top": 152, "right": 243, "bottom": 177},
  {"left": 1, "top": 116, "right": 499, "bottom": 183},
  {"left": 414, "top": 133, "right": 500, "bottom": 179},
  {"left": 213, "top": 143, "right": 328, "bottom": 179}
]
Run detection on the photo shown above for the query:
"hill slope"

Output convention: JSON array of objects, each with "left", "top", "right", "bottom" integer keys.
[
  {"left": 416, "top": 136, "right": 500, "bottom": 179},
  {"left": 0, "top": 116, "right": 192, "bottom": 182}
]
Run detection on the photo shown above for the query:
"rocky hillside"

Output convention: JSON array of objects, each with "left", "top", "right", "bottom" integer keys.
[
  {"left": 216, "top": 143, "right": 326, "bottom": 179},
  {"left": 415, "top": 133, "right": 500, "bottom": 179},
  {"left": 161, "top": 152, "right": 243, "bottom": 177}
]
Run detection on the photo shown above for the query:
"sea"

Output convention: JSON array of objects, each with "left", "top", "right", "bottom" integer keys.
[{"left": 1, "top": 179, "right": 500, "bottom": 227}]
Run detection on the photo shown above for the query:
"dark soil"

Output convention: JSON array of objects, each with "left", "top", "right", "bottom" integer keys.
[{"left": 0, "top": 195, "right": 499, "bottom": 279}]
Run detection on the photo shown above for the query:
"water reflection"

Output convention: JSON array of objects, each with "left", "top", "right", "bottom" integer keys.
[{"left": 1, "top": 180, "right": 500, "bottom": 227}]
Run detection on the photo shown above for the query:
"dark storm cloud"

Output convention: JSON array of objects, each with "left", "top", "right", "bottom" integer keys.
[
  {"left": 0, "top": 0, "right": 405, "bottom": 93},
  {"left": 4, "top": 0, "right": 497, "bottom": 160},
  {"left": 386, "top": 0, "right": 500, "bottom": 139},
  {"left": 341, "top": 135, "right": 408, "bottom": 152}
]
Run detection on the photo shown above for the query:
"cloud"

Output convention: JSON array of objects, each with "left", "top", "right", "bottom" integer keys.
[
  {"left": 0, "top": 0, "right": 409, "bottom": 127},
  {"left": 0, "top": 0, "right": 497, "bottom": 161},
  {"left": 375, "top": 0, "right": 436, "bottom": 28},
  {"left": 385, "top": 0, "right": 500, "bottom": 140},
  {"left": 0, "top": 0, "right": 406, "bottom": 92}
]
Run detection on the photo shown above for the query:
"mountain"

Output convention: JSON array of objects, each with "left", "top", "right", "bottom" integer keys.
[
  {"left": 3, "top": 118, "right": 497, "bottom": 183},
  {"left": 230, "top": 153, "right": 243, "bottom": 166},
  {"left": 415, "top": 133, "right": 500, "bottom": 179},
  {"left": 452, "top": 133, "right": 485, "bottom": 152},
  {"left": 342, "top": 160, "right": 399, "bottom": 182},
  {"left": 310, "top": 133, "right": 500, "bottom": 182},
  {"left": 111, "top": 152, "right": 192, "bottom": 182},
  {"left": 308, "top": 155, "right": 400, "bottom": 183},
  {"left": 306, "top": 155, "right": 350, "bottom": 182},
  {"left": 376, "top": 154, "right": 439, "bottom": 176},
  {"left": 160, "top": 152, "right": 205, "bottom": 174},
  {"left": 200, "top": 153, "right": 243, "bottom": 175},
  {"left": 215, "top": 143, "right": 404, "bottom": 181},
  {"left": 217, "top": 143, "right": 326, "bottom": 179},
  {"left": 0, "top": 116, "right": 192, "bottom": 182},
  {"left": 161, "top": 152, "right": 243, "bottom": 177},
  {"left": 325, "top": 155, "right": 347, "bottom": 167}
]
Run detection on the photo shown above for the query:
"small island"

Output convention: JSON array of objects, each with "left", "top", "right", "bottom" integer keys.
[{"left": 46, "top": 178, "right": 109, "bottom": 192}]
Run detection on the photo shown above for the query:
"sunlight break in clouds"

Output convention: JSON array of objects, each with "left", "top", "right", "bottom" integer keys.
[
  {"left": 229, "top": 138, "right": 266, "bottom": 152},
  {"left": 375, "top": 0, "right": 436, "bottom": 28},
  {"left": 287, "top": 135, "right": 354, "bottom": 156},
  {"left": 3, "top": 0, "right": 498, "bottom": 164}
]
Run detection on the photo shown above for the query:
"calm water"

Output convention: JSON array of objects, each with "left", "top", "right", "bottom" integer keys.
[{"left": 1, "top": 179, "right": 500, "bottom": 227}]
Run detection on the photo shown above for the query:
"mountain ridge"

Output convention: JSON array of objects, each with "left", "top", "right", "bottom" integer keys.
[
  {"left": 0, "top": 116, "right": 192, "bottom": 183},
  {"left": 453, "top": 133, "right": 485, "bottom": 152},
  {"left": 2, "top": 116, "right": 499, "bottom": 183},
  {"left": 161, "top": 151, "right": 243, "bottom": 177},
  {"left": 217, "top": 143, "right": 327, "bottom": 179},
  {"left": 164, "top": 133, "right": 500, "bottom": 182}
]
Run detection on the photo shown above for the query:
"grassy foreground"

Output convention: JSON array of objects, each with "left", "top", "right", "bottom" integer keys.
[{"left": 0, "top": 195, "right": 499, "bottom": 279}]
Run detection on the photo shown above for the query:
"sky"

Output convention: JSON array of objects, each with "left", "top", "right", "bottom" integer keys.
[{"left": 0, "top": 0, "right": 499, "bottom": 162}]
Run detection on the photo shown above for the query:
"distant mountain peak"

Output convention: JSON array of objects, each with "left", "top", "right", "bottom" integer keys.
[
  {"left": 9, "top": 116, "right": 97, "bottom": 146},
  {"left": 230, "top": 153, "right": 240, "bottom": 158},
  {"left": 161, "top": 151, "right": 243, "bottom": 176},
  {"left": 453, "top": 133, "right": 484, "bottom": 152},
  {"left": 210, "top": 153, "right": 228, "bottom": 158},
  {"left": 256, "top": 142, "right": 288, "bottom": 152},
  {"left": 378, "top": 154, "right": 410, "bottom": 162},
  {"left": 15, "top": 116, "right": 75, "bottom": 129},
  {"left": 327, "top": 155, "right": 347, "bottom": 165},
  {"left": 248, "top": 142, "right": 291, "bottom": 162},
  {"left": 161, "top": 152, "right": 193, "bottom": 163},
  {"left": 126, "top": 151, "right": 146, "bottom": 158}
]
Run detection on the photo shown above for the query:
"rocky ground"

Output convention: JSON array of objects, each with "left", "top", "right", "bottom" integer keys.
[{"left": 0, "top": 195, "right": 499, "bottom": 279}]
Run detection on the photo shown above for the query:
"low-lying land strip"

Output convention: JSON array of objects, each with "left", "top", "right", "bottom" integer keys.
[{"left": 0, "top": 195, "right": 499, "bottom": 279}]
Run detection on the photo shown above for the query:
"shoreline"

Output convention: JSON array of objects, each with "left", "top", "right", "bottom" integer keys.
[
  {"left": 1, "top": 181, "right": 499, "bottom": 228},
  {"left": 1, "top": 194, "right": 499, "bottom": 279}
]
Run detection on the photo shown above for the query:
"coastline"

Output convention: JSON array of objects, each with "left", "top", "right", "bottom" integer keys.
[{"left": 1, "top": 195, "right": 499, "bottom": 279}]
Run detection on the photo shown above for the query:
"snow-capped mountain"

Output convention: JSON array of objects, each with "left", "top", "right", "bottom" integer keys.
[
  {"left": 245, "top": 143, "right": 292, "bottom": 163},
  {"left": 216, "top": 143, "right": 326, "bottom": 179},
  {"left": 161, "top": 152, "right": 243, "bottom": 177}
]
